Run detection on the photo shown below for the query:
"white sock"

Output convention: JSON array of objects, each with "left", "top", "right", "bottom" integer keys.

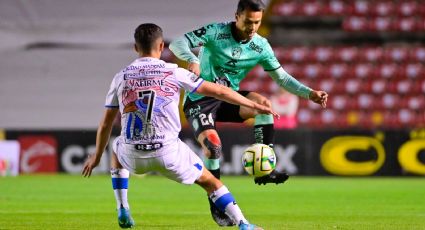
[
  {"left": 209, "top": 185, "right": 248, "bottom": 225},
  {"left": 111, "top": 168, "right": 130, "bottom": 209}
]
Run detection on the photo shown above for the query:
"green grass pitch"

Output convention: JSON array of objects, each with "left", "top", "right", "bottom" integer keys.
[{"left": 1, "top": 174, "right": 424, "bottom": 229}]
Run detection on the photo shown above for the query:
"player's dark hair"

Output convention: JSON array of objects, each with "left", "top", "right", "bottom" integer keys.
[
  {"left": 134, "top": 23, "right": 163, "bottom": 54},
  {"left": 236, "top": 0, "right": 266, "bottom": 14}
]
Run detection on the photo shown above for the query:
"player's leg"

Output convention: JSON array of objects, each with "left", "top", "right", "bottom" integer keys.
[
  {"left": 196, "top": 168, "right": 263, "bottom": 230},
  {"left": 111, "top": 138, "right": 135, "bottom": 228},
  {"left": 184, "top": 98, "right": 235, "bottom": 226},
  {"left": 240, "top": 91, "right": 289, "bottom": 185}
]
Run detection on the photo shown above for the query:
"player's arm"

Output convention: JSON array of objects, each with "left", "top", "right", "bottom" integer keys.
[
  {"left": 196, "top": 81, "right": 279, "bottom": 117},
  {"left": 268, "top": 67, "right": 328, "bottom": 108},
  {"left": 82, "top": 107, "right": 118, "bottom": 177},
  {"left": 169, "top": 24, "right": 215, "bottom": 75}
]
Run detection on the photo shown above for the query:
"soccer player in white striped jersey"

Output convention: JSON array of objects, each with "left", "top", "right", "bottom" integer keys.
[{"left": 82, "top": 23, "right": 275, "bottom": 230}]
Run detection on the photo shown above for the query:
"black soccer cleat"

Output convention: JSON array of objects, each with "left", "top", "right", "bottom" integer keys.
[
  {"left": 254, "top": 170, "right": 289, "bottom": 185},
  {"left": 208, "top": 197, "right": 236, "bottom": 226}
]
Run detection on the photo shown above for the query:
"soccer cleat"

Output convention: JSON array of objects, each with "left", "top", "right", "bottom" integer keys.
[
  {"left": 254, "top": 169, "right": 289, "bottom": 185},
  {"left": 238, "top": 221, "right": 264, "bottom": 230},
  {"left": 117, "top": 207, "right": 135, "bottom": 229},
  {"left": 208, "top": 197, "right": 236, "bottom": 226}
]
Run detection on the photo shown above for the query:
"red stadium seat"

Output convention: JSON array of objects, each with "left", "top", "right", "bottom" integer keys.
[
  {"left": 357, "top": 94, "right": 374, "bottom": 110},
  {"left": 395, "top": 79, "right": 413, "bottom": 95},
  {"left": 371, "top": 1, "right": 395, "bottom": 17},
  {"left": 329, "top": 95, "right": 349, "bottom": 110},
  {"left": 301, "top": 1, "right": 323, "bottom": 16},
  {"left": 323, "top": 0, "right": 348, "bottom": 16},
  {"left": 398, "top": 109, "right": 416, "bottom": 127},
  {"left": 370, "top": 79, "right": 387, "bottom": 94},
  {"left": 351, "top": 0, "right": 371, "bottom": 16},
  {"left": 326, "top": 63, "right": 350, "bottom": 79},
  {"left": 407, "top": 95, "right": 425, "bottom": 110},
  {"left": 368, "top": 17, "right": 393, "bottom": 32},
  {"left": 345, "top": 79, "right": 362, "bottom": 94},
  {"left": 377, "top": 63, "right": 401, "bottom": 79},
  {"left": 318, "top": 79, "right": 336, "bottom": 94},
  {"left": 400, "top": 63, "right": 424, "bottom": 79},
  {"left": 359, "top": 47, "right": 383, "bottom": 63},
  {"left": 272, "top": 1, "right": 300, "bottom": 16},
  {"left": 398, "top": 1, "right": 418, "bottom": 17},
  {"left": 311, "top": 46, "right": 334, "bottom": 63},
  {"left": 336, "top": 46, "right": 359, "bottom": 63},
  {"left": 343, "top": 17, "right": 368, "bottom": 31},
  {"left": 393, "top": 17, "right": 420, "bottom": 32},
  {"left": 283, "top": 63, "right": 302, "bottom": 78},
  {"left": 353, "top": 63, "right": 376, "bottom": 79},
  {"left": 381, "top": 93, "right": 399, "bottom": 110},
  {"left": 303, "top": 64, "right": 324, "bottom": 79},
  {"left": 289, "top": 47, "right": 309, "bottom": 63},
  {"left": 384, "top": 47, "right": 409, "bottom": 63},
  {"left": 410, "top": 47, "right": 425, "bottom": 62}
]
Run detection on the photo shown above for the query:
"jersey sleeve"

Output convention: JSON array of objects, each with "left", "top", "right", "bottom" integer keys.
[
  {"left": 105, "top": 75, "right": 119, "bottom": 108},
  {"left": 175, "top": 68, "right": 204, "bottom": 93},
  {"left": 259, "top": 42, "right": 281, "bottom": 71},
  {"left": 182, "top": 23, "right": 218, "bottom": 49}
]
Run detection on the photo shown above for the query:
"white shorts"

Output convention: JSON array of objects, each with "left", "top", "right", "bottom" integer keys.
[{"left": 113, "top": 137, "right": 204, "bottom": 185}]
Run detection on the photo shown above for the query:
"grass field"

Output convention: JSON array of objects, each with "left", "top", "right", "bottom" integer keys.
[{"left": 1, "top": 175, "right": 424, "bottom": 230}]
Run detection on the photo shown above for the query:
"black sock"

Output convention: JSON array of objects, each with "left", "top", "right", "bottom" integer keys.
[
  {"left": 254, "top": 124, "right": 275, "bottom": 147},
  {"left": 209, "top": 168, "right": 221, "bottom": 179}
]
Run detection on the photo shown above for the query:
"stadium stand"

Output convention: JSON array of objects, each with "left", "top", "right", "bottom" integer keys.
[{"left": 240, "top": 0, "right": 425, "bottom": 129}]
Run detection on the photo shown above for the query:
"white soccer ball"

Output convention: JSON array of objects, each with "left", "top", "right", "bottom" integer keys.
[{"left": 242, "top": 143, "right": 276, "bottom": 177}]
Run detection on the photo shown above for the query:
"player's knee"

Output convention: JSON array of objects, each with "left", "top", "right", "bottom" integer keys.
[{"left": 203, "top": 134, "right": 222, "bottom": 159}]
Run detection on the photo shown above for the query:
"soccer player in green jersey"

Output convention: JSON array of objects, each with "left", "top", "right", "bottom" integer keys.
[{"left": 169, "top": 0, "right": 328, "bottom": 226}]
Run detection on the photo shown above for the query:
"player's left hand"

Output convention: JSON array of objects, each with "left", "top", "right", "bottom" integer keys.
[
  {"left": 309, "top": 90, "right": 328, "bottom": 108},
  {"left": 82, "top": 154, "right": 101, "bottom": 177}
]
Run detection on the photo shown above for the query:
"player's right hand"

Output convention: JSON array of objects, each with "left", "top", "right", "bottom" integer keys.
[
  {"left": 188, "top": 62, "right": 200, "bottom": 76},
  {"left": 255, "top": 104, "right": 280, "bottom": 119},
  {"left": 82, "top": 154, "right": 101, "bottom": 177}
]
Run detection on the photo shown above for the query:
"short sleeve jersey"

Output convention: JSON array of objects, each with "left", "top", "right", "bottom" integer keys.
[
  {"left": 183, "top": 22, "right": 281, "bottom": 101},
  {"left": 105, "top": 57, "right": 203, "bottom": 145}
]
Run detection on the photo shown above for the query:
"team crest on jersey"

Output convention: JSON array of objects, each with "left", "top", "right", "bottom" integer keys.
[{"left": 232, "top": 47, "right": 242, "bottom": 59}]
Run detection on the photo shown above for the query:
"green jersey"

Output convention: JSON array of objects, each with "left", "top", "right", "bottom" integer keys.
[
  {"left": 170, "top": 22, "right": 312, "bottom": 101},
  {"left": 181, "top": 22, "right": 280, "bottom": 101}
]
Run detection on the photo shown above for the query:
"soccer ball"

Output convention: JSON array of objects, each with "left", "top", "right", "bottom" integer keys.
[{"left": 242, "top": 143, "right": 276, "bottom": 177}]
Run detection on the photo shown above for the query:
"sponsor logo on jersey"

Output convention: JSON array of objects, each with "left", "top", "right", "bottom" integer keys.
[
  {"left": 215, "top": 66, "right": 239, "bottom": 75},
  {"left": 217, "top": 33, "right": 231, "bottom": 40},
  {"left": 249, "top": 41, "right": 263, "bottom": 53},
  {"left": 214, "top": 76, "right": 231, "bottom": 87},
  {"left": 124, "top": 64, "right": 165, "bottom": 72},
  {"left": 231, "top": 47, "right": 242, "bottom": 59}
]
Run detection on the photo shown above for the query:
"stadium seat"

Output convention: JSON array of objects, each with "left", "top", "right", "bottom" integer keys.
[
  {"left": 401, "top": 63, "right": 424, "bottom": 79},
  {"left": 377, "top": 63, "right": 400, "bottom": 79},
  {"left": 356, "top": 93, "right": 373, "bottom": 110},
  {"left": 368, "top": 17, "right": 393, "bottom": 32},
  {"left": 384, "top": 47, "right": 409, "bottom": 63},
  {"left": 318, "top": 79, "right": 336, "bottom": 94},
  {"left": 343, "top": 17, "right": 368, "bottom": 31},
  {"left": 406, "top": 95, "right": 425, "bottom": 110},
  {"left": 323, "top": 0, "right": 347, "bottom": 16},
  {"left": 283, "top": 63, "right": 302, "bottom": 79},
  {"left": 410, "top": 46, "right": 425, "bottom": 62},
  {"left": 359, "top": 47, "right": 383, "bottom": 63},
  {"left": 381, "top": 93, "right": 399, "bottom": 110},
  {"left": 395, "top": 80, "right": 413, "bottom": 95},
  {"left": 289, "top": 47, "right": 309, "bottom": 63},
  {"left": 326, "top": 63, "right": 350, "bottom": 79},
  {"left": 272, "top": 1, "right": 299, "bottom": 16},
  {"left": 354, "top": 63, "right": 376, "bottom": 79},
  {"left": 393, "top": 17, "right": 419, "bottom": 32},
  {"left": 398, "top": 1, "right": 418, "bottom": 17},
  {"left": 303, "top": 63, "right": 324, "bottom": 79},
  {"left": 371, "top": 79, "right": 388, "bottom": 94},
  {"left": 351, "top": 0, "right": 371, "bottom": 16},
  {"left": 345, "top": 79, "right": 362, "bottom": 94},
  {"left": 301, "top": 1, "right": 323, "bottom": 16},
  {"left": 311, "top": 46, "right": 334, "bottom": 63},
  {"left": 371, "top": 1, "right": 395, "bottom": 17},
  {"left": 335, "top": 46, "right": 359, "bottom": 63}
]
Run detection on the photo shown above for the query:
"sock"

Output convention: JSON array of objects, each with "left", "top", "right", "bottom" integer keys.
[
  {"left": 254, "top": 114, "right": 275, "bottom": 147},
  {"left": 204, "top": 158, "right": 220, "bottom": 179},
  {"left": 209, "top": 186, "right": 248, "bottom": 225},
  {"left": 111, "top": 168, "right": 130, "bottom": 209}
]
